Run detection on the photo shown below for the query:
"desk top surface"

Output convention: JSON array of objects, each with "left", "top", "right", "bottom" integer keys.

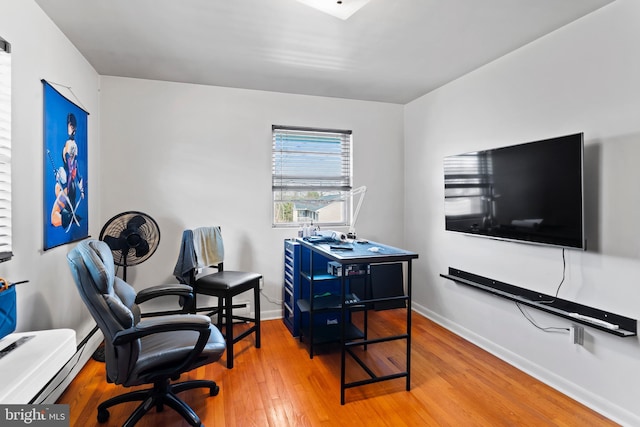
[{"left": 296, "top": 238, "right": 418, "bottom": 264}]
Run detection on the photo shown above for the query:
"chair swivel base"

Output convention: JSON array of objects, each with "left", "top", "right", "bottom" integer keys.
[{"left": 97, "top": 378, "right": 219, "bottom": 427}]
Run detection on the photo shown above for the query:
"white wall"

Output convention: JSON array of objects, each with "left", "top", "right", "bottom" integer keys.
[
  {"left": 405, "top": 0, "right": 640, "bottom": 425},
  {"left": 100, "top": 76, "right": 404, "bottom": 319},
  {"left": 0, "top": 0, "right": 101, "bottom": 342}
]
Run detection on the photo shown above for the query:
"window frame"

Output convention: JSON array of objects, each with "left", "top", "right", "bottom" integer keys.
[{"left": 272, "top": 125, "right": 353, "bottom": 228}]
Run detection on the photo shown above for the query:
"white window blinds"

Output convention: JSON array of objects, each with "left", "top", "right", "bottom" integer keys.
[
  {"left": 0, "top": 38, "right": 11, "bottom": 262},
  {"left": 272, "top": 126, "right": 352, "bottom": 192}
]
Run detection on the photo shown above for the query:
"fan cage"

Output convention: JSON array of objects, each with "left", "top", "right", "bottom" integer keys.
[{"left": 99, "top": 211, "right": 161, "bottom": 267}]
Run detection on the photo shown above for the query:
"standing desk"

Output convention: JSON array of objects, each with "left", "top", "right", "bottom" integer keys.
[{"left": 296, "top": 238, "right": 418, "bottom": 404}]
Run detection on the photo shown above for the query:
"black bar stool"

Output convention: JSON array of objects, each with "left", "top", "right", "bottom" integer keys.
[{"left": 191, "top": 268, "right": 261, "bottom": 369}]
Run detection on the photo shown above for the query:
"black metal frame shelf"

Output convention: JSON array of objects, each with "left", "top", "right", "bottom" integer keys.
[
  {"left": 441, "top": 267, "right": 637, "bottom": 337},
  {"left": 296, "top": 238, "right": 418, "bottom": 405},
  {"left": 299, "top": 323, "right": 365, "bottom": 345},
  {"left": 297, "top": 293, "right": 363, "bottom": 312}
]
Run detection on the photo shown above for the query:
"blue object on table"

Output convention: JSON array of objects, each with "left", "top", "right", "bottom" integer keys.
[{"left": 0, "top": 285, "right": 17, "bottom": 340}]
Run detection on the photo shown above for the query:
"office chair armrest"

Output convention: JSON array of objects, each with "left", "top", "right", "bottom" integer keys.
[
  {"left": 134, "top": 283, "right": 194, "bottom": 305},
  {"left": 113, "top": 314, "right": 211, "bottom": 346}
]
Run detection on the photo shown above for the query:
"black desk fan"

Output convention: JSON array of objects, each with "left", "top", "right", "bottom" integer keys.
[
  {"left": 99, "top": 211, "right": 160, "bottom": 282},
  {"left": 92, "top": 211, "right": 160, "bottom": 362}
]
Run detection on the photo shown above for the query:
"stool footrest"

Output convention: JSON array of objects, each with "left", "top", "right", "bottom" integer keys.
[{"left": 232, "top": 326, "right": 257, "bottom": 344}]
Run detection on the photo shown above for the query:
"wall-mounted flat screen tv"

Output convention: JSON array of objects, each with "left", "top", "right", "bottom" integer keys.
[{"left": 444, "top": 133, "right": 585, "bottom": 250}]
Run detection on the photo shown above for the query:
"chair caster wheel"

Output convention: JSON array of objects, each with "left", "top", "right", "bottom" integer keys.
[
  {"left": 210, "top": 384, "right": 220, "bottom": 396},
  {"left": 97, "top": 408, "right": 110, "bottom": 423}
]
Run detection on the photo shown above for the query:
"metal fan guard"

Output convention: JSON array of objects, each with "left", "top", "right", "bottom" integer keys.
[{"left": 99, "top": 211, "right": 160, "bottom": 267}]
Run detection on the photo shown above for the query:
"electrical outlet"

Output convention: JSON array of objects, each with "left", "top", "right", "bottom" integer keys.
[{"left": 570, "top": 324, "right": 584, "bottom": 345}]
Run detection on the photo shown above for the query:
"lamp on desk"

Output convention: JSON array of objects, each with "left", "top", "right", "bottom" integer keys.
[
  {"left": 318, "top": 185, "right": 367, "bottom": 239},
  {"left": 294, "top": 186, "right": 367, "bottom": 239},
  {"left": 346, "top": 186, "right": 367, "bottom": 239}
]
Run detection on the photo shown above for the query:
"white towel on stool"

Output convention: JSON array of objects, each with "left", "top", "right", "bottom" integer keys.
[{"left": 193, "top": 226, "right": 225, "bottom": 267}]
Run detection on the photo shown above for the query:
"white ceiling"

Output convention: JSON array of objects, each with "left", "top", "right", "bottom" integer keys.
[{"left": 34, "top": 0, "right": 613, "bottom": 104}]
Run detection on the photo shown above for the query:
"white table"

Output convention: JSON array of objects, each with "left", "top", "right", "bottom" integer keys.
[{"left": 0, "top": 329, "right": 76, "bottom": 403}]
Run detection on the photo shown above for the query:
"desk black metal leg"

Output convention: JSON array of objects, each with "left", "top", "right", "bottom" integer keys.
[
  {"left": 309, "top": 250, "right": 315, "bottom": 359},
  {"left": 406, "top": 260, "right": 412, "bottom": 391},
  {"left": 340, "top": 338, "right": 346, "bottom": 404},
  {"left": 363, "top": 273, "right": 369, "bottom": 351},
  {"left": 340, "top": 273, "right": 347, "bottom": 405},
  {"left": 254, "top": 280, "right": 261, "bottom": 348}
]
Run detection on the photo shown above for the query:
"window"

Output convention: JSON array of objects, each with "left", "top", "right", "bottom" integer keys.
[
  {"left": 0, "top": 37, "right": 11, "bottom": 262},
  {"left": 272, "top": 126, "right": 352, "bottom": 227}
]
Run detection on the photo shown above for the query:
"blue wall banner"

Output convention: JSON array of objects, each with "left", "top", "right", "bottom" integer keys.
[{"left": 42, "top": 80, "right": 89, "bottom": 250}]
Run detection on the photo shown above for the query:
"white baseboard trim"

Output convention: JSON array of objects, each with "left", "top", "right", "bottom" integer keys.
[
  {"left": 261, "top": 308, "right": 283, "bottom": 321},
  {"left": 35, "top": 327, "right": 103, "bottom": 404},
  {"left": 411, "top": 302, "right": 638, "bottom": 427}
]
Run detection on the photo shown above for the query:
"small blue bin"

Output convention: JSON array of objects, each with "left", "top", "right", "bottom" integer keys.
[{"left": 0, "top": 285, "right": 16, "bottom": 340}]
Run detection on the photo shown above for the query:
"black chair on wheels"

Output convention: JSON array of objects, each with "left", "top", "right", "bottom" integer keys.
[
  {"left": 174, "top": 227, "right": 261, "bottom": 369},
  {"left": 67, "top": 239, "right": 226, "bottom": 427}
]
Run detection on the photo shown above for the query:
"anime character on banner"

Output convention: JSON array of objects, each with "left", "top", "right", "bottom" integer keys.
[
  {"left": 43, "top": 80, "right": 89, "bottom": 250},
  {"left": 49, "top": 113, "right": 84, "bottom": 230}
]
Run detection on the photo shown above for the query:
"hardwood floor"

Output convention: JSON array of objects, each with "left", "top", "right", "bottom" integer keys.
[{"left": 57, "top": 310, "right": 617, "bottom": 426}]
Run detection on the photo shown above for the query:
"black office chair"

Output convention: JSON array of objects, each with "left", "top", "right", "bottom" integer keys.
[
  {"left": 174, "top": 227, "right": 261, "bottom": 369},
  {"left": 67, "top": 239, "right": 226, "bottom": 427}
]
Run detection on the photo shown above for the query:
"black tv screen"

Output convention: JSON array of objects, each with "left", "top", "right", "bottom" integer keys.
[{"left": 444, "top": 133, "right": 585, "bottom": 250}]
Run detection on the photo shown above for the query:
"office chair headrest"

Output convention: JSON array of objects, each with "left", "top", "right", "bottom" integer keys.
[
  {"left": 76, "top": 239, "right": 116, "bottom": 295},
  {"left": 72, "top": 239, "right": 136, "bottom": 329}
]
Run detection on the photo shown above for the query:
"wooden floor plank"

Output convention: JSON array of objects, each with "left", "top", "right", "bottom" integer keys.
[{"left": 57, "top": 311, "right": 618, "bottom": 426}]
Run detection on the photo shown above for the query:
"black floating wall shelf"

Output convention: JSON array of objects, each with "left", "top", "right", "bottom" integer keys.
[{"left": 440, "top": 267, "right": 637, "bottom": 337}]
